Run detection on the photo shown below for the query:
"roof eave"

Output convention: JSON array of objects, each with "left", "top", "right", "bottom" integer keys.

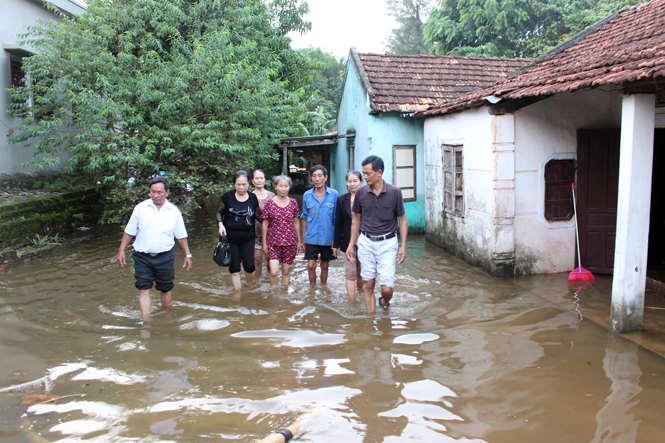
[
  {"left": 350, "top": 48, "right": 377, "bottom": 107},
  {"left": 44, "top": 0, "right": 87, "bottom": 16}
]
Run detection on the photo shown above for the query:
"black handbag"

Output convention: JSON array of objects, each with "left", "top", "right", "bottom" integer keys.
[{"left": 213, "top": 235, "right": 232, "bottom": 267}]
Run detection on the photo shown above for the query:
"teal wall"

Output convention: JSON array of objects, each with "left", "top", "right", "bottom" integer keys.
[
  {"left": 333, "top": 55, "right": 371, "bottom": 188},
  {"left": 333, "top": 55, "right": 426, "bottom": 233}
]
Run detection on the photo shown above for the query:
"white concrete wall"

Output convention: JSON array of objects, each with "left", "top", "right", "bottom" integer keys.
[
  {"left": 513, "top": 89, "right": 622, "bottom": 274},
  {"left": 1, "top": 0, "right": 84, "bottom": 175},
  {"left": 425, "top": 107, "right": 499, "bottom": 272},
  {"left": 425, "top": 88, "right": 623, "bottom": 275}
]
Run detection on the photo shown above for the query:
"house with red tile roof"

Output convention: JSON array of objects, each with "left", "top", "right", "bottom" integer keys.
[
  {"left": 1, "top": 0, "right": 86, "bottom": 176},
  {"left": 416, "top": 0, "right": 664, "bottom": 332},
  {"left": 334, "top": 48, "right": 530, "bottom": 232}
]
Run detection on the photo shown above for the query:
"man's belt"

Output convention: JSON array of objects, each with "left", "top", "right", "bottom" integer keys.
[
  {"left": 361, "top": 231, "right": 396, "bottom": 242},
  {"left": 136, "top": 250, "right": 171, "bottom": 257}
]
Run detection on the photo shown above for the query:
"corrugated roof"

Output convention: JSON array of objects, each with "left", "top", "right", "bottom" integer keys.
[
  {"left": 351, "top": 49, "right": 531, "bottom": 113},
  {"left": 418, "top": 0, "right": 665, "bottom": 117}
]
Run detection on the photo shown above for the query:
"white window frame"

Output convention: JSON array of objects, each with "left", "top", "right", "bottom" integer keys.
[{"left": 393, "top": 145, "right": 416, "bottom": 202}]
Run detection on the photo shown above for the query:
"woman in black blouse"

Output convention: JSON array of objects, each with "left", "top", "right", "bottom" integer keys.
[
  {"left": 216, "top": 171, "right": 261, "bottom": 290},
  {"left": 333, "top": 170, "right": 364, "bottom": 302}
]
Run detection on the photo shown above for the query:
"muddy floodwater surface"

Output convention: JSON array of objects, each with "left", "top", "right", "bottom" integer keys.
[{"left": 0, "top": 211, "right": 663, "bottom": 442}]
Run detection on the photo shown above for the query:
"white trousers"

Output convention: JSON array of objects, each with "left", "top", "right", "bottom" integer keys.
[{"left": 357, "top": 233, "right": 398, "bottom": 288}]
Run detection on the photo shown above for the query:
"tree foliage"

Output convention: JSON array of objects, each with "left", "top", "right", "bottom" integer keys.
[
  {"left": 424, "top": 0, "right": 639, "bottom": 58},
  {"left": 385, "top": 0, "right": 431, "bottom": 55},
  {"left": 297, "top": 47, "right": 346, "bottom": 135},
  {"left": 8, "top": 0, "right": 313, "bottom": 222}
]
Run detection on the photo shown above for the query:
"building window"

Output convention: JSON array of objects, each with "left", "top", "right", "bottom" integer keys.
[
  {"left": 443, "top": 144, "right": 464, "bottom": 216},
  {"left": 8, "top": 50, "right": 55, "bottom": 119},
  {"left": 544, "top": 159, "right": 575, "bottom": 222},
  {"left": 9, "top": 53, "right": 27, "bottom": 105},
  {"left": 393, "top": 145, "right": 416, "bottom": 201},
  {"left": 348, "top": 144, "right": 355, "bottom": 171},
  {"left": 9, "top": 54, "right": 26, "bottom": 89}
]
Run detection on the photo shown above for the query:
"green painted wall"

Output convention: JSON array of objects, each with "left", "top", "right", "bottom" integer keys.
[{"left": 334, "top": 55, "right": 426, "bottom": 233}]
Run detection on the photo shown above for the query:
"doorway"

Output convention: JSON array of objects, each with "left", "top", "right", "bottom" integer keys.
[
  {"left": 576, "top": 129, "right": 620, "bottom": 274},
  {"left": 577, "top": 128, "right": 663, "bottom": 278}
]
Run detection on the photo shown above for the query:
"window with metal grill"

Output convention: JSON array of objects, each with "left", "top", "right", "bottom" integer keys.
[{"left": 9, "top": 53, "right": 26, "bottom": 92}]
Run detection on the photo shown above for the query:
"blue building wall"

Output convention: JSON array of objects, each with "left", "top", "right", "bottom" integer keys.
[{"left": 333, "top": 56, "right": 426, "bottom": 233}]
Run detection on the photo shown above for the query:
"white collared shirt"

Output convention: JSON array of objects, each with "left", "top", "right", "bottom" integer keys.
[{"left": 124, "top": 199, "right": 188, "bottom": 254}]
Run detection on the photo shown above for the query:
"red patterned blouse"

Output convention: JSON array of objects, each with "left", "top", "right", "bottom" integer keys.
[{"left": 261, "top": 198, "right": 300, "bottom": 246}]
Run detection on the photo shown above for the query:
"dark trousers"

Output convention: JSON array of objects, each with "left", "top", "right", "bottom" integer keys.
[
  {"left": 132, "top": 250, "right": 175, "bottom": 292},
  {"left": 229, "top": 237, "right": 256, "bottom": 274}
]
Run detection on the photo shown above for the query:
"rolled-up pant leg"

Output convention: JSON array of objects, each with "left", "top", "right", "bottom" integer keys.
[{"left": 357, "top": 234, "right": 398, "bottom": 288}]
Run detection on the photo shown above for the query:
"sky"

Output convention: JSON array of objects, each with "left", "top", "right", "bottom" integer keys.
[{"left": 288, "top": 0, "right": 397, "bottom": 58}]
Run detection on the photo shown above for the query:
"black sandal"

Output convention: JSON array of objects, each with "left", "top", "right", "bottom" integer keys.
[{"left": 378, "top": 297, "right": 390, "bottom": 309}]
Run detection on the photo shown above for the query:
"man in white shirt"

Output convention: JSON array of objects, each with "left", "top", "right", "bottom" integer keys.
[{"left": 116, "top": 176, "right": 192, "bottom": 319}]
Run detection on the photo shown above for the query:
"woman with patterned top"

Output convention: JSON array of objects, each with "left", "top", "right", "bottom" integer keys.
[
  {"left": 216, "top": 171, "right": 261, "bottom": 290},
  {"left": 261, "top": 175, "right": 302, "bottom": 286},
  {"left": 251, "top": 169, "right": 275, "bottom": 279}
]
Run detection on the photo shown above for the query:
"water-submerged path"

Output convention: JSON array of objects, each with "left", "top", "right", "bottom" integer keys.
[{"left": 0, "top": 211, "right": 663, "bottom": 442}]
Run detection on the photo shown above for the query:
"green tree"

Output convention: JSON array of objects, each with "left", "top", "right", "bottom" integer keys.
[
  {"left": 424, "top": 0, "right": 539, "bottom": 57},
  {"left": 269, "top": 0, "right": 312, "bottom": 35},
  {"left": 424, "top": 0, "right": 639, "bottom": 58},
  {"left": 8, "top": 0, "right": 312, "bottom": 222},
  {"left": 561, "top": 0, "right": 637, "bottom": 35},
  {"left": 297, "top": 47, "right": 346, "bottom": 135},
  {"left": 300, "top": 106, "right": 337, "bottom": 136},
  {"left": 385, "top": 0, "right": 431, "bottom": 55},
  {"left": 521, "top": 0, "right": 639, "bottom": 56}
]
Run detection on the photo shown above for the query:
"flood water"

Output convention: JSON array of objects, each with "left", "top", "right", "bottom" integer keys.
[{"left": 0, "top": 210, "right": 663, "bottom": 442}]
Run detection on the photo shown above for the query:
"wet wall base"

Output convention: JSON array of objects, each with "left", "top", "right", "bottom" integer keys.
[
  {"left": 426, "top": 213, "right": 515, "bottom": 278},
  {"left": 0, "top": 187, "right": 102, "bottom": 250}
]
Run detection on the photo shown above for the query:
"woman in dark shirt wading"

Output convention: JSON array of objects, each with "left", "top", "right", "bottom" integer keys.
[
  {"left": 333, "top": 170, "right": 364, "bottom": 302},
  {"left": 216, "top": 171, "right": 261, "bottom": 290}
]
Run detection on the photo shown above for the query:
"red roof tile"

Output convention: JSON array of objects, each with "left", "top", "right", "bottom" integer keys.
[
  {"left": 418, "top": 0, "right": 665, "bottom": 117},
  {"left": 351, "top": 49, "right": 530, "bottom": 113}
]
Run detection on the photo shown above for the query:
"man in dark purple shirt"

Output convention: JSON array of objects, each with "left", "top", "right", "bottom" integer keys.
[{"left": 346, "top": 155, "right": 408, "bottom": 314}]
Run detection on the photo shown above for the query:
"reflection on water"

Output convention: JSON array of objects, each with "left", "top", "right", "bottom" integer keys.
[
  {"left": 0, "top": 211, "right": 663, "bottom": 442},
  {"left": 593, "top": 334, "right": 642, "bottom": 443}
]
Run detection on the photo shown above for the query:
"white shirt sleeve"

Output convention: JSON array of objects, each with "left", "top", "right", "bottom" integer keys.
[
  {"left": 124, "top": 205, "right": 140, "bottom": 236},
  {"left": 174, "top": 210, "right": 188, "bottom": 239}
]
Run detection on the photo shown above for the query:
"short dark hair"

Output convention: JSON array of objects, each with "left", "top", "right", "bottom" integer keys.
[
  {"left": 149, "top": 176, "right": 170, "bottom": 191},
  {"left": 346, "top": 170, "right": 362, "bottom": 182},
  {"left": 361, "top": 155, "right": 384, "bottom": 173},
  {"left": 234, "top": 170, "right": 249, "bottom": 184},
  {"left": 310, "top": 165, "right": 328, "bottom": 176}
]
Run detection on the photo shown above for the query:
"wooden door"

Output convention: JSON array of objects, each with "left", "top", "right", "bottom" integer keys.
[{"left": 577, "top": 129, "right": 621, "bottom": 274}]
